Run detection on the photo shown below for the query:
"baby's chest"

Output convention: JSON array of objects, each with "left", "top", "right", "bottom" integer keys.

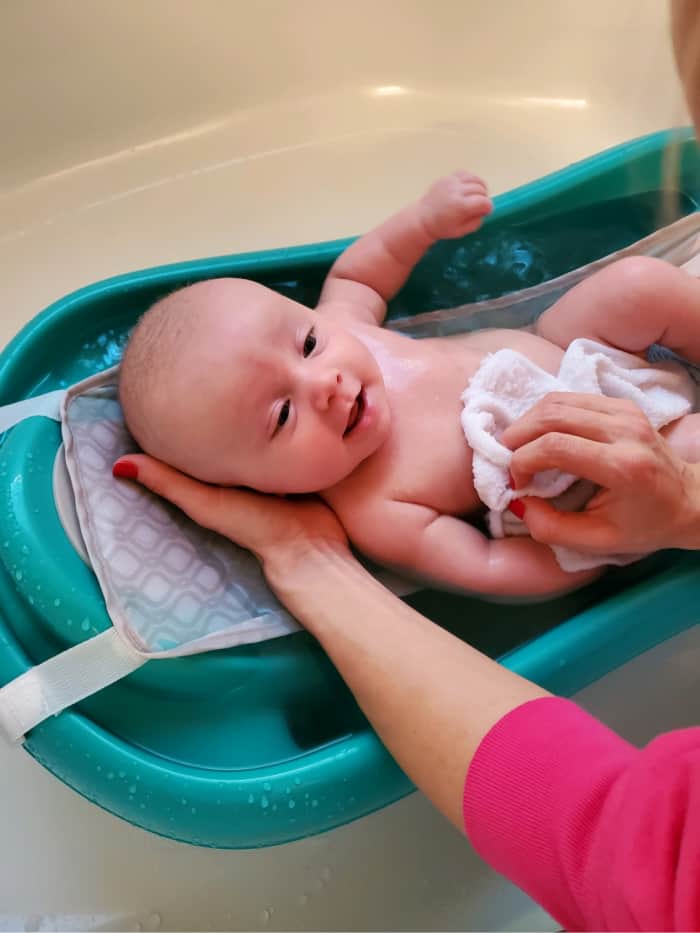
[{"left": 377, "top": 388, "right": 480, "bottom": 515}]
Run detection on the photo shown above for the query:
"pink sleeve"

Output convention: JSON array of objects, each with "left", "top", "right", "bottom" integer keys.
[{"left": 463, "top": 695, "right": 700, "bottom": 931}]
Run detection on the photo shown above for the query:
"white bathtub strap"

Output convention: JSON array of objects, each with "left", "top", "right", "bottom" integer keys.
[
  {"left": 0, "top": 628, "right": 146, "bottom": 744},
  {"left": 0, "top": 389, "right": 65, "bottom": 433}
]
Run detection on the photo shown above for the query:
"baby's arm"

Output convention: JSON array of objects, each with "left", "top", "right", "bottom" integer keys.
[
  {"left": 537, "top": 255, "right": 700, "bottom": 360},
  {"left": 346, "top": 498, "right": 598, "bottom": 599},
  {"left": 318, "top": 172, "right": 492, "bottom": 325}
]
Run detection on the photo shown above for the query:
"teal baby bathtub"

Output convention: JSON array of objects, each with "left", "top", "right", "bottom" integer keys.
[{"left": 1, "top": 127, "right": 700, "bottom": 848}]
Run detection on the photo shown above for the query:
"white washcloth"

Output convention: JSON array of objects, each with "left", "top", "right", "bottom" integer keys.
[{"left": 461, "top": 337, "right": 697, "bottom": 571}]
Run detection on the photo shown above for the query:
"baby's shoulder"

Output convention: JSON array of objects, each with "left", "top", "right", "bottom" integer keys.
[
  {"left": 324, "top": 473, "right": 390, "bottom": 528},
  {"left": 325, "top": 473, "right": 434, "bottom": 542},
  {"left": 316, "top": 298, "right": 380, "bottom": 331}
]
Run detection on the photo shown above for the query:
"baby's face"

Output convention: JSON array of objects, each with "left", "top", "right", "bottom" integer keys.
[{"left": 170, "top": 280, "right": 391, "bottom": 493}]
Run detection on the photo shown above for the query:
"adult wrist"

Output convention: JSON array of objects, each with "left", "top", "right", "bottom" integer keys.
[{"left": 263, "top": 538, "right": 362, "bottom": 605}]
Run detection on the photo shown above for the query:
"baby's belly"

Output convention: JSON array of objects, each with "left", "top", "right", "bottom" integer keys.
[
  {"left": 347, "top": 328, "right": 567, "bottom": 519},
  {"left": 441, "top": 327, "right": 566, "bottom": 376},
  {"left": 382, "top": 412, "right": 484, "bottom": 517}
]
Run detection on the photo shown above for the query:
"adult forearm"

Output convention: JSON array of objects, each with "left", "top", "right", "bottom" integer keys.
[{"left": 266, "top": 542, "right": 549, "bottom": 832}]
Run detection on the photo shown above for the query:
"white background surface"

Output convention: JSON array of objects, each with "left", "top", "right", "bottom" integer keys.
[{"left": 0, "top": 1, "right": 696, "bottom": 929}]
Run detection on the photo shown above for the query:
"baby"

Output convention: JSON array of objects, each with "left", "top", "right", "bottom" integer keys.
[{"left": 119, "top": 171, "right": 700, "bottom": 598}]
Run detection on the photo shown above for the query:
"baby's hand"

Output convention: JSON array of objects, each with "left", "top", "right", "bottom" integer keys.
[{"left": 419, "top": 171, "right": 492, "bottom": 241}]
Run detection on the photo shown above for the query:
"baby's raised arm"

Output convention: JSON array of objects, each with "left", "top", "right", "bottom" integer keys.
[
  {"left": 318, "top": 172, "right": 492, "bottom": 326},
  {"left": 345, "top": 498, "right": 598, "bottom": 599}
]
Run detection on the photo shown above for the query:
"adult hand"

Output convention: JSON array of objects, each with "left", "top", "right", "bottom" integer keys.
[
  {"left": 115, "top": 455, "right": 547, "bottom": 841},
  {"left": 502, "top": 393, "right": 700, "bottom": 554},
  {"left": 112, "top": 455, "right": 349, "bottom": 583}
]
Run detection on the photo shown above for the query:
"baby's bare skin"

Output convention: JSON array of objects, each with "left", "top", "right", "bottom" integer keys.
[
  {"left": 120, "top": 172, "right": 700, "bottom": 600},
  {"left": 322, "top": 322, "right": 564, "bottom": 521}
]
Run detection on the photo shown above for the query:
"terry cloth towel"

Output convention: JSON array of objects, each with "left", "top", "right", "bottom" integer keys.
[{"left": 460, "top": 337, "right": 698, "bottom": 571}]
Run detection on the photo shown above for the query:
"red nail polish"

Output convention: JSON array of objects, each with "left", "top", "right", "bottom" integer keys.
[
  {"left": 507, "top": 499, "right": 525, "bottom": 519},
  {"left": 112, "top": 460, "right": 138, "bottom": 480}
]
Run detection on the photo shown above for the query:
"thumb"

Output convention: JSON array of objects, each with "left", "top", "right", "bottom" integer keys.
[{"left": 518, "top": 496, "right": 612, "bottom": 552}]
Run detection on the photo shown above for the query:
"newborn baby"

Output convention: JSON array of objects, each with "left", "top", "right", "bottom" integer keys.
[{"left": 119, "top": 172, "right": 700, "bottom": 598}]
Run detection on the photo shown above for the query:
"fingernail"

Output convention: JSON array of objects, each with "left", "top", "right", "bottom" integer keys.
[
  {"left": 112, "top": 460, "right": 138, "bottom": 480},
  {"left": 507, "top": 499, "right": 525, "bottom": 519}
]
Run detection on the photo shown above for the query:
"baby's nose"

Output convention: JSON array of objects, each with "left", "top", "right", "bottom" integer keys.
[{"left": 312, "top": 369, "right": 342, "bottom": 409}]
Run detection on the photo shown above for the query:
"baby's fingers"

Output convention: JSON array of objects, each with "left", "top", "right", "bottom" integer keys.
[{"left": 454, "top": 170, "right": 487, "bottom": 189}]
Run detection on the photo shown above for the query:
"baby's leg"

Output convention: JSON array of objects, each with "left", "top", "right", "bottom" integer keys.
[
  {"left": 537, "top": 256, "right": 700, "bottom": 360},
  {"left": 661, "top": 412, "right": 700, "bottom": 463}
]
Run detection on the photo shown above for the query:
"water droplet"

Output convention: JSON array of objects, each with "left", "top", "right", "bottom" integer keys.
[
  {"left": 129, "top": 785, "right": 136, "bottom": 794},
  {"left": 107, "top": 772, "right": 115, "bottom": 780},
  {"left": 298, "top": 894, "right": 308, "bottom": 907},
  {"left": 259, "top": 908, "right": 270, "bottom": 925},
  {"left": 21, "top": 545, "right": 28, "bottom": 554},
  {"left": 147, "top": 913, "right": 161, "bottom": 931},
  {"left": 14, "top": 570, "right": 22, "bottom": 581},
  {"left": 80, "top": 619, "right": 90, "bottom": 632},
  {"left": 191, "top": 807, "right": 197, "bottom": 814},
  {"left": 311, "top": 799, "right": 318, "bottom": 808},
  {"left": 53, "top": 598, "right": 61, "bottom": 607},
  {"left": 181, "top": 798, "right": 187, "bottom": 805},
  {"left": 248, "top": 793, "right": 255, "bottom": 804},
  {"left": 118, "top": 770, "right": 126, "bottom": 778},
  {"left": 263, "top": 781, "right": 271, "bottom": 791},
  {"left": 67, "top": 619, "right": 73, "bottom": 626},
  {"left": 294, "top": 777, "right": 301, "bottom": 785},
  {"left": 288, "top": 800, "right": 295, "bottom": 809},
  {"left": 261, "top": 795, "right": 269, "bottom": 809}
]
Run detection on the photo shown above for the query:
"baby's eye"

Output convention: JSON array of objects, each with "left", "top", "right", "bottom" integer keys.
[
  {"left": 277, "top": 400, "right": 290, "bottom": 429},
  {"left": 303, "top": 328, "right": 317, "bottom": 357}
]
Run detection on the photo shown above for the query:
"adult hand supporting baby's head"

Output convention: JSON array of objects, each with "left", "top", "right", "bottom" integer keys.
[
  {"left": 502, "top": 393, "right": 700, "bottom": 555},
  {"left": 112, "top": 456, "right": 350, "bottom": 585}
]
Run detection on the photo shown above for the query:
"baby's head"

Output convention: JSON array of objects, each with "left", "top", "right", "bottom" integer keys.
[{"left": 119, "top": 278, "right": 390, "bottom": 493}]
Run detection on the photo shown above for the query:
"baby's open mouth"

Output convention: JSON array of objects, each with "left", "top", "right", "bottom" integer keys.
[{"left": 344, "top": 390, "right": 364, "bottom": 436}]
